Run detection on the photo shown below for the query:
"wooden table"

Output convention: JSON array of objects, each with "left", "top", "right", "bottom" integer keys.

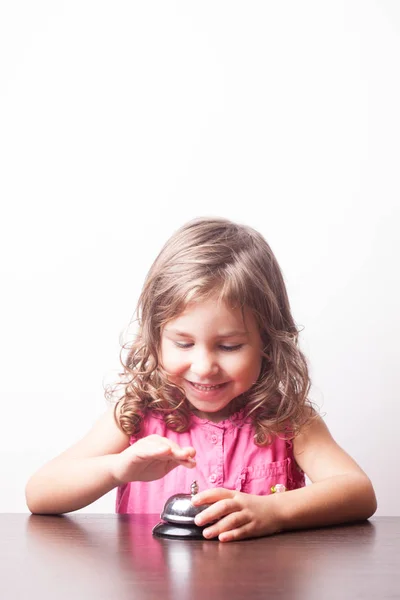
[{"left": 1, "top": 514, "right": 399, "bottom": 599}]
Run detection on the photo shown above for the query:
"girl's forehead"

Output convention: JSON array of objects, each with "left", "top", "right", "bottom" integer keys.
[
  {"left": 175, "top": 296, "right": 239, "bottom": 315},
  {"left": 164, "top": 297, "right": 256, "bottom": 330}
]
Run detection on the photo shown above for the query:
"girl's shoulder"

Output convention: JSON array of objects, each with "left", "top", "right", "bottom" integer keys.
[{"left": 285, "top": 404, "right": 320, "bottom": 440}]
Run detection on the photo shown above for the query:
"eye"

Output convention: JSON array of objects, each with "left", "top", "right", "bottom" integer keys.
[
  {"left": 173, "top": 342, "right": 243, "bottom": 352},
  {"left": 174, "top": 342, "right": 193, "bottom": 349},
  {"left": 219, "top": 344, "right": 244, "bottom": 352}
]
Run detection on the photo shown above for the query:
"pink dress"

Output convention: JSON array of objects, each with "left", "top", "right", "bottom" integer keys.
[{"left": 116, "top": 409, "right": 305, "bottom": 514}]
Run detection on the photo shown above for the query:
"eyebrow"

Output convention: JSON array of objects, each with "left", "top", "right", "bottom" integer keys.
[{"left": 164, "top": 329, "right": 249, "bottom": 338}]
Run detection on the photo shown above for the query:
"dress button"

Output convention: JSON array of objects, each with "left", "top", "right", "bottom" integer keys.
[
  {"left": 211, "top": 435, "right": 218, "bottom": 444},
  {"left": 209, "top": 474, "right": 217, "bottom": 484}
]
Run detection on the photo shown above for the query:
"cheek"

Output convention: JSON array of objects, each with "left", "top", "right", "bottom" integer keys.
[
  {"left": 242, "top": 353, "right": 262, "bottom": 383},
  {"left": 226, "top": 353, "right": 262, "bottom": 382},
  {"left": 160, "top": 344, "right": 187, "bottom": 375}
]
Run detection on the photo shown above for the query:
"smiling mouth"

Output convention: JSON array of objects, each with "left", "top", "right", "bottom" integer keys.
[{"left": 187, "top": 381, "right": 228, "bottom": 391}]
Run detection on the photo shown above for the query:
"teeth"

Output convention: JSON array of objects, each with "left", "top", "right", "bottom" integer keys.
[{"left": 191, "top": 382, "right": 223, "bottom": 391}]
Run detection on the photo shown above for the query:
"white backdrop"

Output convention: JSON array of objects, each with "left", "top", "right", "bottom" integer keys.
[{"left": 1, "top": 1, "right": 399, "bottom": 515}]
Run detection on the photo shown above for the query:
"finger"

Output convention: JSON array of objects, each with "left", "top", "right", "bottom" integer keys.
[
  {"left": 202, "top": 512, "right": 249, "bottom": 540},
  {"left": 151, "top": 448, "right": 196, "bottom": 468},
  {"left": 176, "top": 456, "right": 196, "bottom": 468},
  {"left": 152, "top": 443, "right": 196, "bottom": 467},
  {"left": 179, "top": 446, "right": 196, "bottom": 460},
  {"left": 161, "top": 457, "right": 196, "bottom": 476},
  {"left": 218, "top": 522, "right": 254, "bottom": 543},
  {"left": 137, "top": 440, "right": 195, "bottom": 462},
  {"left": 192, "top": 487, "right": 233, "bottom": 506},
  {"left": 194, "top": 498, "right": 237, "bottom": 527},
  {"left": 162, "top": 441, "right": 196, "bottom": 461}
]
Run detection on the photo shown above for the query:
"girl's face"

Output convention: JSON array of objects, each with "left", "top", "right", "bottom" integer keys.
[{"left": 160, "top": 296, "right": 263, "bottom": 422}]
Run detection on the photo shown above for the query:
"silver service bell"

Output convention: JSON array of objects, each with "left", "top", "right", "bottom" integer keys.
[{"left": 152, "top": 481, "right": 211, "bottom": 539}]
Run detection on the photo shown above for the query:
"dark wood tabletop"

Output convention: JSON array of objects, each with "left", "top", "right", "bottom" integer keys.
[{"left": 1, "top": 514, "right": 398, "bottom": 600}]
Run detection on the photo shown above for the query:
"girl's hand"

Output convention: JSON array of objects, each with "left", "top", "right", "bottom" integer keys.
[
  {"left": 192, "top": 488, "right": 281, "bottom": 542},
  {"left": 111, "top": 435, "right": 196, "bottom": 485}
]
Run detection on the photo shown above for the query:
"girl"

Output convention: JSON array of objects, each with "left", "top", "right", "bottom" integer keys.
[{"left": 26, "top": 217, "right": 377, "bottom": 542}]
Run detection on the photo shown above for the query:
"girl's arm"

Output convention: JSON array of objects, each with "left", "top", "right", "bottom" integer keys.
[
  {"left": 192, "top": 412, "right": 376, "bottom": 541},
  {"left": 25, "top": 407, "right": 130, "bottom": 514},
  {"left": 25, "top": 407, "right": 196, "bottom": 515},
  {"left": 277, "top": 413, "right": 377, "bottom": 529}
]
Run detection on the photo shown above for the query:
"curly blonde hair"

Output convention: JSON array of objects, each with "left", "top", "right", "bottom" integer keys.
[{"left": 108, "top": 217, "right": 314, "bottom": 445}]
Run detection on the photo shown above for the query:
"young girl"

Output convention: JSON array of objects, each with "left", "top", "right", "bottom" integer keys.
[{"left": 26, "top": 217, "right": 377, "bottom": 542}]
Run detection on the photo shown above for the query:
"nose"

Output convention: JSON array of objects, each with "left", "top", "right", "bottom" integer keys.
[{"left": 190, "top": 348, "right": 219, "bottom": 378}]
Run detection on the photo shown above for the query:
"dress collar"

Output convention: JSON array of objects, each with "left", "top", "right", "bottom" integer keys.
[{"left": 189, "top": 407, "right": 250, "bottom": 428}]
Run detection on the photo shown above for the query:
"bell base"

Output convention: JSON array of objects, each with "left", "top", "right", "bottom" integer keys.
[{"left": 152, "top": 520, "right": 206, "bottom": 539}]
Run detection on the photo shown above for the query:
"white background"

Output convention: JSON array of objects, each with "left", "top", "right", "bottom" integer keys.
[{"left": 1, "top": 1, "right": 399, "bottom": 515}]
